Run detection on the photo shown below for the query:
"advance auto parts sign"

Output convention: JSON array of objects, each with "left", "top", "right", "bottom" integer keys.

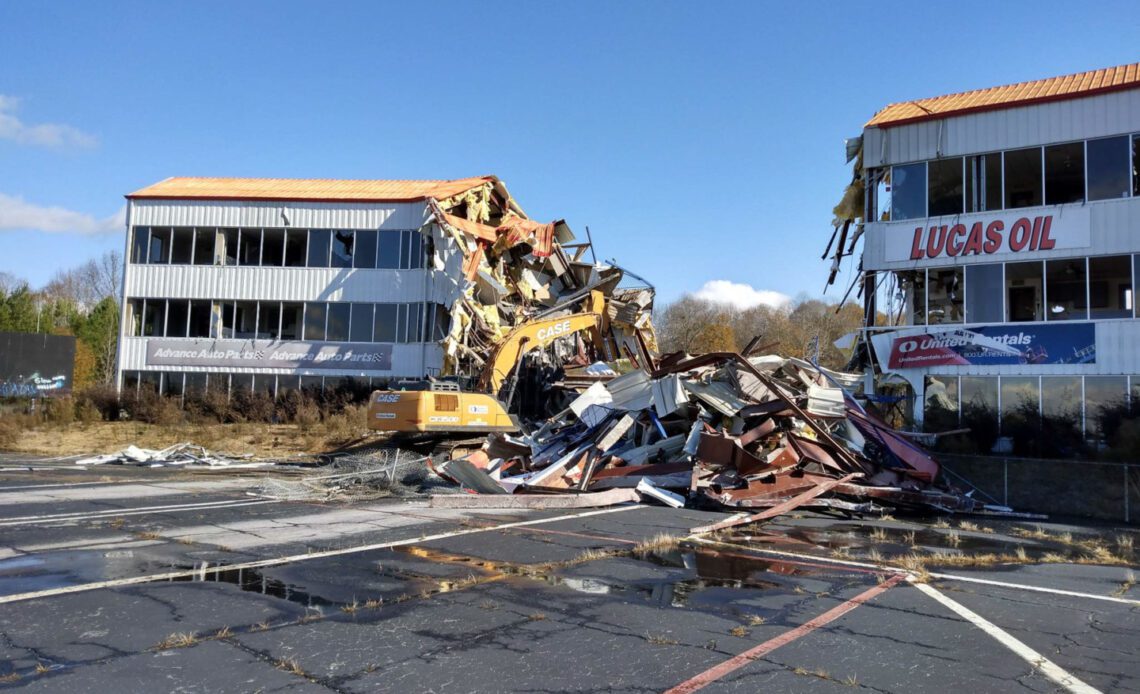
[
  {"left": 146, "top": 339, "right": 392, "bottom": 370},
  {"left": 886, "top": 323, "right": 1095, "bottom": 369}
]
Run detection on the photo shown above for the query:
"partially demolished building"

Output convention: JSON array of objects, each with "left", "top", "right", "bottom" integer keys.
[
  {"left": 829, "top": 62, "right": 1140, "bottom": 444},
  {"left": 115, "top": 176, "right": 651, "bottom": 398}
]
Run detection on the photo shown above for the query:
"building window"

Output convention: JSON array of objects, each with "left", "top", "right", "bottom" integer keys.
[
  {"left": 1000, "top": 376, "right": 1039, "bottom": 434},
  {"left": 126, "top": 299, "right": 142, "bottom": 336},
  {"left": 331, "top": 230, "right": 354, "bottom": 269},
  {"left": 233, "top": 301, "right": 258, "bottom": 339},
  {"left": 239, "top": 228, "right": 262, "bottom": 266},
  {"left": 131, "top": 227, "right": 149, "bottom": 263},
  {"left": 354, "top": 230, "right": 378, "bottom": 269},
  {"left": 262, "top": 229, "right": 285, "bottom": 266},
  {"left": 149, "top": 227, "right": 172, "bottom": 264},
  {"left": 139, "top": 371, "right": 161, "bottom": 394},
  {"left": 281, "top": 302, "right": 304, "bottom": 340},
  {"left": 258, "top": 302, "right": 281, "bottom": 339},
  {"left": 304, "top": 302, "right": 326, "bottom": 340},
  {"left": 1044, "top": 142, "right": 1085, "bottom": 205},
  {"left": 326, "top": 303, "right": 350, "bottom": 341},
  {"left": 898, "top": 270, "right": 925, "bottom": 325},
  {"left": 284, "top": 229, "right": 307, "bottom": 267},
  {"left": 404, "top": 231, "right": 424, "bottom": 269},
  {"left": 166, "top": 300, "right": 189, "bottom": 337},
  {"left": 122, "top": 370, "right": 140, "bottom": 394},
  {"left": 350, "top": 303, "right": 373, "bottom": 342},
  {"left": 1086, "top": 136, "right": 1130, "bottom": 201},
  {"left": 1045, "top": 258, "right": 1088, "bottom": 321},
  {"left": 924, "top": 376, "right": 959, "bottom": 430},
  {"left": 374, "top": 303, "right": 398, "bottom": 342},
  {"left": 964, "top": 264, "right": 1003, "bottom": 323},
  {"left": 170, "top": 228, "right": 194, "bottom": 265},
  {"left": 1004, "top": 147, "right": 1042, "bottom": 209},
  {"left": 1005, "top": 261, "right": 1043, "bottom": 322},
  {"left": 1134, "top": 135, "right": 1140, "bottom": 197},
  {"left": 1089, "top": 255, "right": 1132, "bottom": 319},
  {"left": 1041, "top": 376, "right": 1081, "bottom": 434},
  {"left": 308, "top": 229, "right": 331, "bottom": 267},
  {"left": 431, "top": 303, "right": 450, "bottom": 341},
  {"left": 890, "top": 163, "right": 926, "bottom": 221},
  {"left": 927, "top": 158, "right": 963, "bottom": 216},
  {"left": 1085, "top": 376, "right": 1127, "bottom": 440},
  {"left": 142, "top": 299, "right": 166, "bottom": 336},
  {"left": 406, "top": 303, "right": 423, "bottom": 342},
  {"left": 378, "top": 230, "right": 402, "bottom": 269},
  {"left": 926, "top": 267, "right": 963, "bottom": 324},
  {"left": 185, "top": 372, "right": 207, "bottom": 397},
  {"left": 162, "top": 372, "right": 184, "bottom": 397},
  {"left": 188, "top": 300, "right": 212, "bottom": 338},
  {"left": 252, "top": 374, "right": 276, "bottom": 396},
  {"left": 193, "top": 228, "right": 216, "bottom": 265},
  {"left": 221, "top": 228, "right": 239, "bottom": 266},
  {"left": 965, "top": 154, "right": 1002, "bottom": 212}
]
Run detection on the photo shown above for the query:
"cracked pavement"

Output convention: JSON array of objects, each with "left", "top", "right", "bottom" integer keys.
[{"left": 0, "top": 461, "right": 1137, "bottom": 692}]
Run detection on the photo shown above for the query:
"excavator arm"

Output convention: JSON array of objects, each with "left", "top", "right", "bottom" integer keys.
[{"left": 477, "top": 311, "right": 605, "bottom": 393}]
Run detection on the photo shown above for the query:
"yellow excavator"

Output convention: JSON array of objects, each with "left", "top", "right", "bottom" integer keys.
[{"left": 367, "top": 291, "right": 611, "bottom": 436}]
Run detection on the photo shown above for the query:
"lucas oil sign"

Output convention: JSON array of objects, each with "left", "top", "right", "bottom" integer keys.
[
  {"left": 885, "top": 206, "right": 1089, "bottom": 262},
  {"left": 147, "top": 339, "right": 393, "bottom": 370},
  {"left": 884, "top": 323, "right": 1095, "bottom": 369}
]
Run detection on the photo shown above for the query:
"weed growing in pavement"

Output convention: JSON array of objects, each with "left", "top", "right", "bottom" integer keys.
[
  {"left": 1015, "top": 546, "right": 1029, "bottom": 562},
  {"left": 213, "top": 626, "right": 232, "bottom": 639},
  {"left": 363, "top": 598, "right": 383, "bottom": 609},
  {"left": 932, "top": 518, "right": 951, "bottom": 529},
  {"left": 869, "top": 527, "right": 889, "bottom": 542},
  {"left": 1117, "top": 534, "right": 1135, "bottom": 551},
  {"left": 154, "top": 632, "right": 198, "bottom": 650},
  {"left": 843, "top": 675, "right": 859, "bottom": 687},
  {"left": 528, "top": 613, "right": 546, "bottom": 621},
  {"left": 298, "top": 612, "right": 323, "bottom": 624},
  {"left": 634, "top": 533, "right": 682, "bottom": 553},
  {"left": 831, "top": 546, "right": 852, "bottom": 559},
  {"left": 478, "top": 600, "right": 499, "bottom": 611},
  {"left": 33, "top": 663, "right": 50, "bottom": 675},
  {"left": 134, "top": 531, "right": 162, "bottom": 541},
  {"left": 251, "top": 621, "right": 271, "bottom": 632},
  {"left": 1113, "top": 571, "right": 1136, "bottom": 597},
  {"left": 746, "top": 614, "right": 766, "bottom": 626},
  {"left": 958, "top": 521, "right": 979, "bottom": 532},
  {"left": 729, "top": 626, "right": 749, "bottom": 638},
  {"left": 276, "top": 657, "right": 306, "bottom": 676},
  {"left": 866, "top": 548, "right": 883, "bottom": 563},
  {"left": 340, "top": 600, "right": 359, "bottom": 615},
  {"left": 979, "top": 526, "right": 995, "bottom": 534},
  {"left": 108, "top": 517, "right": 125, "bottom": 529},
  {"left": 903, "top": 530, "right": 917, "bottom": 547},
  {"left": 645, "top": 632, "right": 679, "bottom": 646},
  {"left": 946, "top": 531, "right": 962, "bottom": 548},
  {"left": 0, "top": 673, "right": 20, "bottom": 683}
]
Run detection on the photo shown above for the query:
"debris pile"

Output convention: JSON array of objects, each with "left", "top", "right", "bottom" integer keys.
[
  {"left": 431, "top": 349, "right": 1007, "bottom": 524},
  {"left": 75, "top": 443, "right": 271, "bottom": 469},
  {"left": 256, "top": 447, "right": 440, "bottom": 501}
]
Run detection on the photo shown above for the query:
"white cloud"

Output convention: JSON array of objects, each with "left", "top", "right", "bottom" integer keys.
[
  {"left": 0, "top": 95, "right": 98, "bottom": 149},
  {"left": 0, "top": 193, "right": 124, "bottom": 235},
  {"left": 693, "top": 280, "right": 791, "bottom": 310}
]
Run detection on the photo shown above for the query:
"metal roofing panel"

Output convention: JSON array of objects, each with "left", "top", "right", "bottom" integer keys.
[
  {"left": 867, "top": 62, "right": 1140, "bottom": 128},
  {"left": 127, "top": 176, "right": 495, "bottom": 203}
]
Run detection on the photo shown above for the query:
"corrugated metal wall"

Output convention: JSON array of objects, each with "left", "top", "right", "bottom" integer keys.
[
  {"left": 129, "top": 199, "right": 429, "bottom": 230},
  {"left": 864, "top": 88, "right": 1140, "bottom": 168},
  {"left": 118, "top": 337, "right": 443, "bottom": 378}
]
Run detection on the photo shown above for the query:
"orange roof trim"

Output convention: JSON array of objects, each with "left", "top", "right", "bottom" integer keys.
[
  {"left": 127, "top": 176, "right": 495, "bottom": 203},
  {"left": 867, "top": 62, "right": 1140, "bottom": 128}
]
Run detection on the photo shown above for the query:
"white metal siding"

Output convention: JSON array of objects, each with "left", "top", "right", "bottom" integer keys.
[
  {"left": 864, "top": 88, "right": 1140, "bottom": 168},
  {"left": 118, "top": 337, "right": 443, "bottom": 378},
  {"left": 129, "top": 199, "right": 429, "bottom": 230},
  {"left": 864, "top": 197, "right": 1140, "bottom": 271}
]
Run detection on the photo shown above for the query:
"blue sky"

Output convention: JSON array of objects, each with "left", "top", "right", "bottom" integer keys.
[{"left": 1, "top": 0, "right": 1137, "bottom": 305}]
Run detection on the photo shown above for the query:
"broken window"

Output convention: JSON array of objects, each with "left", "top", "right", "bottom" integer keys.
[
  {"left": 188, "top": 300, "right": 212, "bottom": 338},
  {"left": 125, "top": 298, "right": 143, "bottom": 336},
  {"left": 170, "top": 227, "right": 193, "bottom": 265},
  {"left": 193, "top": 228, "right": 215, "bottom": 265},
  {"left": 131, "top": 227, "right": 149, "bottom": 263},
  {"left": 1004, "top": 147, "right": 1043, "bottom": 208},
  {"left": 924, "top": 376, "right": 959, "bottom": 429},
  {"left": 432, "top": 303, "right": 450, "bottom": 341},
  {"left": 350, "top": 303, "right": 373, "bottom": 342},
  {"left": 964, "top": 264, "right": 1003, "bottom": 323},
  {"left": 262, "top": 229, "right": 285, "bottom": 266},
  {"left": 899, "top": 270, "right": 926, "bottom": 325},
  {"left": 965, "top": 153, "right": 1002, "bottom": 212},
  {"left": 1086, "top": 136, "right": 1130, "bottom": 201},
  {"left": 233, "top": 301, "right": 258, "bottom": 338},
  {"left": 222, "top": 228, "right": 239, "bottom": 266},
  {"left": 220, "top": 302, "right": 234, "bottom": 338},
  {"left": 1134, "top": 135, "right": 1140, "bottom": 196},
  {"left": 308, "top": 229, "right": 331, "bottom": 267},
  {"left": 239, "top": 228, "right": 262, "bottom": 266},
  {"left": 304, "top": 302, "right": 326, "bottom": 340},
  {"left": 373, "top": 303, "right": 398, "bottom": 342},
  {"left": 166, "top": 300, "right": 189, "bottom": 337},
  {"left": 258, "top": 301, "right": 281, "bottom": 339},
  {"left": 281, "top": 302, "right": 304, "bottom": 340},
  {"left": 354, "top": 230, "right": 378, "bottom": 269},
  {"left": 1005, "top": 261, "right": 1043, "bottom": 322},
  {"left": 284, "top": 229, "right": 307, "bottom": 267},
  {"left": 1000, "top": 376, "right": 1040, "bottom": 434},
  {"left": 926, "top": 267, "right": 963, "bottom": 324},
  {"left": 377, "top": 230, "right": 401, "bottom": 269},
  {"left": 1045, "top": 258, "right": 1087, "bottom": 321},
  {"left": 927, "top": 158, "right": 963, "bottom": 216},
  {"left": 1085, "top": 376, "right": 1127, "bottom": 439},
  {"left": 331, "top": 230, "right": 354, "bottom": 268},
  {"left": 326, "top": 303, "right": 350, "bottom": 341},
  {"left": 1088, "top": 255, "right": 1132, "bottom": 319},
  {"left": 149, "top": 227, "right": 172, "bottom": 264},
  {"left": 890, "top": 163, "right": 926, "bottom": 221},
  {"left": 1044, "top": 142, "right": 1085, "bottom": 205},
  {"left": 142, "top": 299, "right": 166, "bottom": 336}
]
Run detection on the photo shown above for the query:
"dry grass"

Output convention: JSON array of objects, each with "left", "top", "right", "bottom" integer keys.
[
  {"left": 1113, "top": 571, "right": 1136, "bottom": 597},
  {"left": 729, "top": 626, "right": 749, "bottom": 638},
  {"left": 793, "top": 667, "right": 832, "bottom": 680},
  {"left": 251, "top": 621, "right": 271, "bottom": 632},
  {"left": 746, "top": 614, "right": 766, "bottom": 626},
  {"left": 1116, "top": 534, "right": 1135, "bottom": 551},
  {"left": 478, "top": 600, "right": 498, "bottom": 611},
  {"left": 299, "top": 611, "right": 323, "bottom": 624},
  {"left": 645, "top": 632, "right": 679, "bottom": 646},
  {"left": 903, "top": 530, "right": 917, "bottom": 547},
  {"left": 108, "top": 517, "right": 125, "bottom": 529},
  {"left": 946, "top": 531, "right": 961, "bottom": 548},
  {"left": 869, "top": 527, "right": 889, "bottom": 542},
  {"left": 34, "top": 663, "right": 50, "bottom": 675},
  {"left": 213, "top": 626, "right": 232, "bottom": 639},
  {"left": 154, "top": 632, "right": 198, "bottom": 650},
  {"left": 831, "top": 546, "right": 852, "bottom": 559},
  {"left": 634, "top": 533, "right": 682, "bottom": 553},
  {"left": 843, "top": 675, "right": 859, "bottom": 687},
  {"left": 527, "top": 612, "right": 547, "bottom": 621},
  {"left": 866, "top": 548, "right": 883, "bottom": 563},
  {"left": 363, "top": 598, "right": 383, "bottom": 609},
  {"left": 276, "top": 657, "right": 306, "bottom": 676},
  {"left": 1015, "top": 546, "right": 1029, "bottom": 562},
  {"left": 932, "top": 518, "right": 951, "bottom": 529},
  {"left": 340, "top": 600, "right": 360, "bottom": 615},
  {"left": 0, "top": 673, "right": 20, "bottom": 683},
  {"left": 133, "top": 531, "right": 163, "bottom": 541},
  {"left": 958, "top": 521, "right": 979, "bottom": 532}
]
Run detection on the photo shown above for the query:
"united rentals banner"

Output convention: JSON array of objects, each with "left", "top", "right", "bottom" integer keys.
[
  {"left": 146, "top": 339, "right": 393, "bottom": 370},
  {"left": 880, "top": 323, "right": 1095, "bottom": 370}
]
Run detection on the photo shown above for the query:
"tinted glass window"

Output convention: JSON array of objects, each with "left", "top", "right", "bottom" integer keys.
[
  {"left": 149, "top": 227, "right": 171, "bottom": 264},
  {"left": 284, "top": 229, "right": 307, "bottom": 267},
  {"left": 1134, "top": 136, "right": 1140, "bottom": 197},
  {"left": 350, "top": 303, "right": 373, "bottom": 342},
  {"left": 307, "top": 229, "right": 331, "bottom": 267},
  {"left": 1086, "top": 136, "right": 1130, "bottom": 201},
  {"left": 1000, "top": 376, "right": 1040, "bottom": 433},
  {"left": 281, "top": 302, "right": 304, "bottom": 340},
  {"left": 326, "top": 303, "right": 350, "bottom": 341},
  {"left": 405, "top": 231, "right": 424, "bottom": 269},
  {"left": 966, "top": 154, "right": 1002, "bottom": 212},
  {"left": 927, "top": 158, "right": 963, "bottom": 216},
  {"left": 142, "top": 299, "right": 166, "bottom": 336},
  {"left": 890, "top": 163, "right": 926, "bottom": 221},
  {"left": 258, "top": 302, "right": 281, "bottom": 339},
  {"left": 1044, "top": 142, "right": 1084, "bottom": 205},
  {"left": 166, "top": 300, "right": 189, "bottom": 337},
  {"left": 304, "top": 303, "right": 326, "bottom": 340},
  {"left": 406, "top": 303, "right": 423, "bottom": 342},
  {"left": 331, "top": 230, "right": 354, "bottom": 269},
  {"left": 1004, "top": 147, "right": 1042, "bottom": 208},
  {"left": 1005, "top": 261, "right": 1043, "bottom": 322},
  {"left": 378, "top": 230, "right": 401, "bottom": 268},
  {"left": 188, "top": 300, "right": 212, "bottom": 338},
  {"left": 965, "top": 264, "right": 1003, "bottom": 323},
  {"left": 1085, "top": 376, "right": 1127, "bottom": 438},
  {"left": 131, "top": 227, "right": 149, "bottom": 263},
  {"left": 1045, "top": 258, "right": 1087, "bottom": 320},
  {"left": 1088, "top": 255, "right": 1132, "bottom": 319},
  {"left": 354, "top": 230, "right": 378, "bottom": 269},
  {"left": 374, "top": 303, "right": 398, "bottom": 342}
]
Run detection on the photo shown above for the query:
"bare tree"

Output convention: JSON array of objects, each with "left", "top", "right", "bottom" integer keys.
[{"left": 41, "top": 250, "right": 122, "bottom": 310}]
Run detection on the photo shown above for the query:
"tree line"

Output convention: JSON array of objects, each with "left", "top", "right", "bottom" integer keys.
[{"left": 0, "top": 251, "right": 121, "bottom": 386}]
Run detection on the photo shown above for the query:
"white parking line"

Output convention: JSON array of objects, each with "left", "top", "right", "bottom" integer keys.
[
  {"left": 0, "top": 504, "right": 646, "bottom": 604},
  {"left": 0, "top": 499, "right": 277, "bottom": 526},
  {"left": 912, "top": 580, "right": 1102, "bottom": 694}
]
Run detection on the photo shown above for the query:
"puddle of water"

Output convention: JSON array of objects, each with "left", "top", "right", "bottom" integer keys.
[{"left": 0, "top": 549, "right": 183, "bottom": 596}]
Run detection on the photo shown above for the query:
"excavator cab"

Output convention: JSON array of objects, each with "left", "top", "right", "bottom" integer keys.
[{"left": 367, "top": 378, "right": 520, "bottom": 434}]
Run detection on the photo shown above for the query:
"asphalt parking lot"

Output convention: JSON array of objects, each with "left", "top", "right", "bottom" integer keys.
[{"left": 0, "top": 456, "right": 1137, "bottom": 693}]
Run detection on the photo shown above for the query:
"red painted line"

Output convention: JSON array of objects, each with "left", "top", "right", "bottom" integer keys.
[{"left": 665, "top": 574, "right": 906, "bottom": 694}]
